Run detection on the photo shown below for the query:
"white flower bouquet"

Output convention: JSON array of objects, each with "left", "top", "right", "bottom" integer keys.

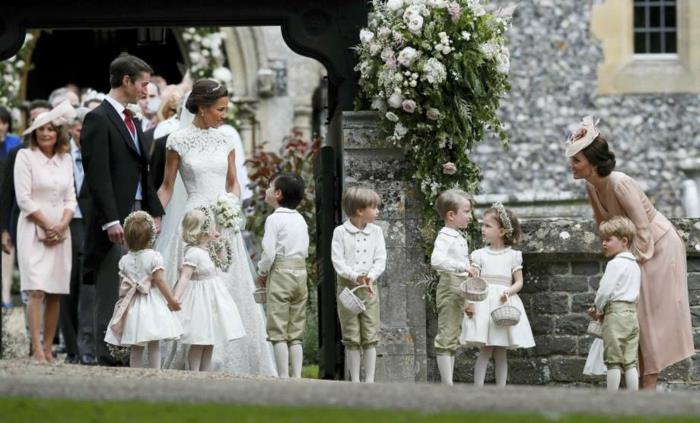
[
  {"left": 213, "top": 193, "right": 244, "bottom": 233},
  {"left": 355, "top": 0, "right": 514, "bottom": 251}
]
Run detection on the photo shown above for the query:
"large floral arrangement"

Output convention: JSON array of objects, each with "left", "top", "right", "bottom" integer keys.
[
  {"left": 0, "top": 31, "right": 40, "bottom": 110},
  {"left": 355, "top": 0, "right": 513, "bottom": 250}
]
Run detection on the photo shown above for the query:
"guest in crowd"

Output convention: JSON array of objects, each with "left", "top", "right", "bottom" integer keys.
[
  {"left": 0, "top": 106, "right": 22, "bottom": 308},
  {"left": 59, "top": 106, "right": 97, "bottom": 365},
  {"left": 138, "top": 82, "right": 160, "bottom": 132},
  {"left": 14, "top": 101, "right": 77, "bottom": 362},
  {"left": 49, "top": 87, "right": 80, "bottom": 108}
]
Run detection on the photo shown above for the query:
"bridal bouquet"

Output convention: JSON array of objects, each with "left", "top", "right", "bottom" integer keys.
[
  {"left": 355, "top": 0, "right": 513, "bottom": 249},
  {"left": 213, "top": 193, "right": 244, "bottom": 233}
]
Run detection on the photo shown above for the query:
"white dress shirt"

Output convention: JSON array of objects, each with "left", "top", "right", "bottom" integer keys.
[
  {"left": 70, "top": 138, "right": 84, "bottom": 219},
  {"left": 257, "top": 207, "right": 310, "bottom": 275},
  {"left": 102, "top": 95, "right": 143, "bottom": 230},
  {"left": 431, "top": 227, "right": 470, "bottom": 273},
  {"left": 331, "top": 220, "right": 387, "bottom": 282},
  {"left": 594, "top": 251, "right": 641, "bottom": 312}
]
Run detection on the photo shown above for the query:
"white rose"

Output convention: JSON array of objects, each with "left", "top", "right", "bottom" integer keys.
[
  {"left": 386, "top": 0, "right": 404, "bottom": 11},
  {"left": 388, "top": 92, "right": 404, "bottom": 108},
  {"left": 461, "top": 31, "right": 471, "bottom": 41},
  {"left": 371, "top": 97, "right": 387, "bottom": 112},
  {"left": 213, "top": 67, "right": 233, "bottom": 82},
  {"left": 381, "top": 48, "right": 395, "bottom": 62},
  {"left": 397, "top": 47, "right": 419, "bottom": 67},
  {"left": 360, "top": 29, "right": 375, "bottom": 45},
  {"left": 407, "top": 16, "right": 424, "bottom": 33},
  {"left": 402, "top": 99, "right": 417, "bottom": 113},
  {"left": 378, "top": 27, "right": 392, "bottom": 39},
  {"left": 369, "top": 42, "right": 381, "bottom": 56},
  {"left": 426, "top": 108, "right": 440, "bottom": 120},
  {"left": 428, "top": 0, "right": 447, "bottom": 8},
  {"left": 385, "top": 111, "right": 399, "bottom": 122},
  {"left": 394, "top": 122, "right": 409, "bottom": 139}
]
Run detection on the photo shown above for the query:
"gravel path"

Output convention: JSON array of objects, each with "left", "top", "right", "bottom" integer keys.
[{"left": 2, "top": 358, "right": 700, "bottom": 416}]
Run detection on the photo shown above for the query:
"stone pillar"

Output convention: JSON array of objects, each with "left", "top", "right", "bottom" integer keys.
[
  {"left": 340, "top": 111, "right": 428, "bottom": 382},
  {"left": 681, "top": 158, "right": 700, "bottom": 218}
]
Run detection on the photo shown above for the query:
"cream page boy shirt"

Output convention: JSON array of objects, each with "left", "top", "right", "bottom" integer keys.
[
  {"left": 331, "top": 220, "right": 387, "bottom": 282},
  {"left": 257, "top": 207, "right": 309, "bottom": 275},
  {"left": 431, "top": 227, "right": 470, "bottom": 273},
  {"left": 594, "top": 251, "right": 641, "bottom": 312}
]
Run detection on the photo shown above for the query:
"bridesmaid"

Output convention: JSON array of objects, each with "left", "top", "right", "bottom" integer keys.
[
  {"left": 14, "top": 101, "right": 77, "bottom": 362},
  {"left": 566, "top": 116, "right": 694, "bottom": 390}
]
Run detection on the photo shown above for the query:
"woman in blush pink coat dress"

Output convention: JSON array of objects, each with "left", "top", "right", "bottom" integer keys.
[
  {"left": 14, "top": 101, "right": 77, "bottom": 363},
  {"left": 566, "top": 116, "right": 694, "bottom": 390}
]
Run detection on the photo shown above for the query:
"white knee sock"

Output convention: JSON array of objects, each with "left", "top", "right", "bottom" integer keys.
[
  {"left": 289, "top": 344, "right": 303, "bottom": 379},
  {"left": 200, "top": 346, "right": 213, "bottom": 371},
  {"left": 363, "top": 347, "right": 377, "bottom": 383},
  {"left": 625, "top": 367, "right": 639, "bottom": 391},
  {"left": 188, "top": 345, "right": 203, "bottom": 372},
  {"left": 147, "top": 341, "right": 161, "bottom": 369},
  {"left": 129, "top": 345, "right": 144, "bottom": 368},
  {"left": 493, "top": 348, "right": 508, "bottom": 387},
  {"left": 473, "top": 347, "right": 493, "bottom": 387},
  {"left": 346, "top": 349, "right": 361, "bottom": 382},
  {"left": 607, "top": 368, "right": 621, "bottom": 392},
  {"left": 437, "top": 354, "right": 453, "bottom": 386},
  {"left": 273, "top": 342, "right": 289, "bottom": 378}
]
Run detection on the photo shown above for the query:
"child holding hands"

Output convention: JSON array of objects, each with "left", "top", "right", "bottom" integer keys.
[
  {"left": 105, "top": 211, "right": 182, "bottom": 368},
  {"left": 257, "top": 172, "right": 310, "bottom": 379},
  {"left": 331, "top": 186, "right": 386, "bottom": 383},
  {"left": 174, "top": 209, "right": 246, "bottom": 372}
]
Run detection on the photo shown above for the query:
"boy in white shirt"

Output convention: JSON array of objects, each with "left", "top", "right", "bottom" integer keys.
[
  {"left": 430, "top": 189, "right": 475, "bottom": 385},
  {"left": 331, "top": 186, "right": 386, "bottom": 383},
  {"left": 257, "top": 172, "right": 309, "bottom": 378},
  {"left": 588, "top": 216, "right": 641, "bottom": 392}
]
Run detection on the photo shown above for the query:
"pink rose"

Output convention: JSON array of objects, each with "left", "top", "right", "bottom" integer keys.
[
  {"left": 402, "top": 99, "right": 417, "bottom": 113},
  {"left": 442, "top": 162, "right": 457, "bottom": 175}
]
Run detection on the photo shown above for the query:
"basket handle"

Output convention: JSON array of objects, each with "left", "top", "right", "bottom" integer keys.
[{"left": 349, "top": 285, "right": 370, "bottom": 294}]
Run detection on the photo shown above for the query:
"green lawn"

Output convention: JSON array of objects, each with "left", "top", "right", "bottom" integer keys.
[{"left": 0, "top": 397, "right": 696, "bottom": 423}]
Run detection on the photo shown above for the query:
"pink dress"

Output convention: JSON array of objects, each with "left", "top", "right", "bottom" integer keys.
[
  {"left": 14, "top": 148, "right": 76, "bottom": 294},
  {"left": 586, "top": 171, "right": 694, "bottom": 375}
]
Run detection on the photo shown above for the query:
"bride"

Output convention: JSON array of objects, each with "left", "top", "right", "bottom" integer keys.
[{"left": 156, "top": 78, "right": 276, "bottom": 376}]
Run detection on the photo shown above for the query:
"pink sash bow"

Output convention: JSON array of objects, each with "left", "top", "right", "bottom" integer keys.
[{"left": 108, "top": 272, "right": 152, "bottom": 338}]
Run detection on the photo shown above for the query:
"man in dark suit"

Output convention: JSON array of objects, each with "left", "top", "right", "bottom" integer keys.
[
  {"left": 80, "top": 53, "right": 164, "bottom": 366},
  {"left": 149, "top": 134, "right": 168, "bottom": 190}
]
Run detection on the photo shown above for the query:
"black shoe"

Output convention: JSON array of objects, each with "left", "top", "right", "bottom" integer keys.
[
  {"left": 80, "top": 354, "right": 97, "bottom": 365},
  {"left": 64, "top": 354, "right": 80, "bottom": 364}
]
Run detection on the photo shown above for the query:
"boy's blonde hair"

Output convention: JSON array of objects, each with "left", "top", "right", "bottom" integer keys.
[
  {"left": 181, "top": 208, "right": 211, "bottom": 245},
  {"left": 123, "top": 211, "right": 156, "bottom": 251},
  {"left": 599, "top": 216, "right": 636, "bottom": 245},
  {"left": 342, "top": 186, "right": 381, "bottom": 217},
  {"left": 435, "top": 189, "right": 473, "bottom": 219}
]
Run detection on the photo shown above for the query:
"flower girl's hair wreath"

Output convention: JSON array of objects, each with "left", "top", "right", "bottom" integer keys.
[
  {"left": 124, "top": 211, "right": 157, "bottom": 251},
  {"left": 485, "top": 202, "right": 521, "bottom": 246},
  {"left": 182, "top": 208, "right": 214, "bottom": 245}
]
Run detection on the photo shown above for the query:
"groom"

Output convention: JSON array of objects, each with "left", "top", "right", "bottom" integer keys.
[{"left": 80, "top": 53, "right": 164, "bottom": 366}]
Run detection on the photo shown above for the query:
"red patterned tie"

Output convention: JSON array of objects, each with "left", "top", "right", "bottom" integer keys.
[{"left": 123, "top": 109, "right": 136, "bottom": 138}]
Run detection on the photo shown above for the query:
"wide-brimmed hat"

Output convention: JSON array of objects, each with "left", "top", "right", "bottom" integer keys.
[
  {"left": 22, "top": 100, "right": 76, "bottom": 136},
  {"left": 565, "top": 115, "right": 600, "bottom": 157}
]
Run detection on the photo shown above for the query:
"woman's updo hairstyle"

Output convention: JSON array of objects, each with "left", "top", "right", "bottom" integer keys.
[
  {"left": 185, "top": 79, "right": 228, "bottom": 114},
  {"left": 581, "top": 135, "right": 616, "bottom": 177}
]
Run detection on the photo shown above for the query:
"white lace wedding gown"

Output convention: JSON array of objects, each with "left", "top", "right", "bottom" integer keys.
[{"left": 157, "top": 125, "right": 276, "bottom": 376}]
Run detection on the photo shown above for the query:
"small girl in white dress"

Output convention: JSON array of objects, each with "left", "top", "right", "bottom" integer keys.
[
  {"left": 105, "top": 211, "right": 183, "bottom": 369},
  {"left": 460, "top": 203, "right": 535, "bottom": 386},
  {"left": 174, "top": 208, "right": 246, "bottom": 372}
]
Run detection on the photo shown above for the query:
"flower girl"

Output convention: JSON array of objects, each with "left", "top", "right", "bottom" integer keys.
[
  {"left": 174, "top": 209, "right": 246, "bottom": 372},
  {"left": 105, "top": 211, "right": 182, "bottom": 368},
  {"left": 460, "top": 203, "right": 535, "bottom": 386}
]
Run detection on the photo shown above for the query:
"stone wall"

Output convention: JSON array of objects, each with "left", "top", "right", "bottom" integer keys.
[
  {"left": 340, "top": 111, "right": 428, "bottom": 382},
  {"left": 445, "top": 217, "right": 700, "bottom": 389}
]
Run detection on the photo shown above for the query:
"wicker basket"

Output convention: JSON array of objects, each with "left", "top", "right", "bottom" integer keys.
[
  {"left": 491, "top": 297, "right": 521, "bottom": 327},
  {"left": 460, "top": 276, "right": 488, "bottom": 302},
  {"left": 253, "top": 287, "right": 267, "bottom": 304},
  {"left": 587, "top": 320, "right": 603, "bottom": 338},
  {"left": 338, "top": 285, "right": 369, "bottom": 317}
]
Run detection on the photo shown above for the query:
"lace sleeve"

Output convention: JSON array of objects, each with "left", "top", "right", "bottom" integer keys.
[
  {"left": 150, "top": 251, "right": 166, "bottom": 274},
  {"left": 165, "top": 130, "right": 184, "bottom": 155}
]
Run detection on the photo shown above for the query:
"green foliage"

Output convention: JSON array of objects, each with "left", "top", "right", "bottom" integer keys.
[{"left": 355, "top": 0, "right": 512, "bottom": 304}]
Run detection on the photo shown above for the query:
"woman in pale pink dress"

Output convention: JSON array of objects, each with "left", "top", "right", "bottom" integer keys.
[
  {"left": 14, "top": 101, "right": 77, "bottom": 362},
  {"left": 566, "top": 116, "right": 694, "bottom": 390}
]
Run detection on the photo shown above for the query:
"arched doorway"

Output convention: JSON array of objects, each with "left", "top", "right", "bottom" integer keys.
[{"left": 25, "top": 29, "right": 186, "bottom": 100}]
